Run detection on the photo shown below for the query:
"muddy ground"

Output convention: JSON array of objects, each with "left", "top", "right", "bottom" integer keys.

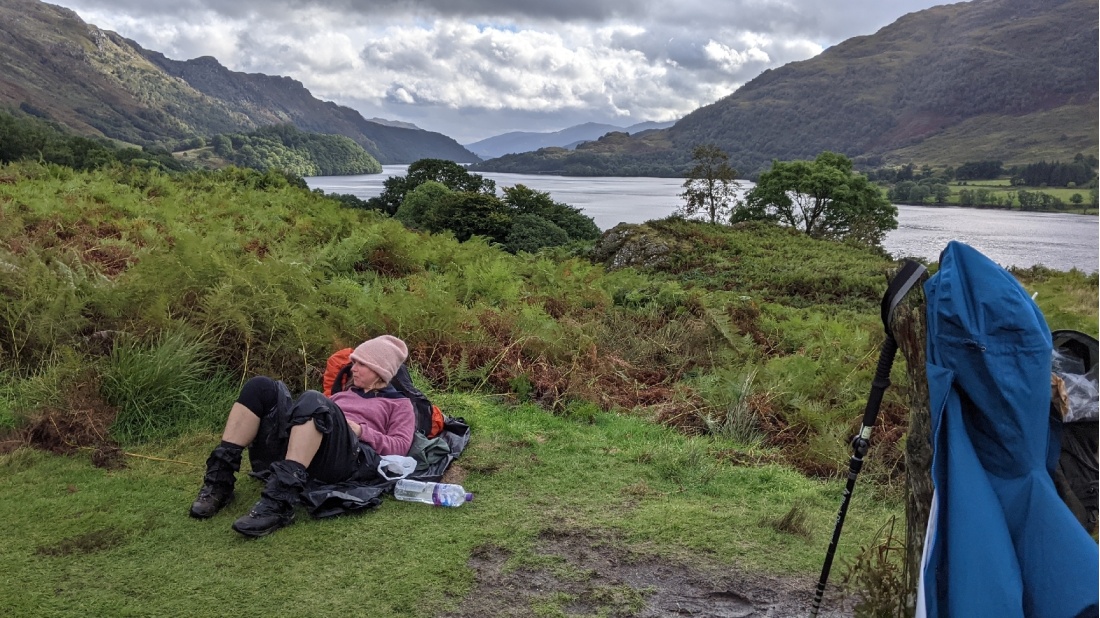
[
  {"left": 438, "top": 524, "right": 853, "bottom": 617},
  {"left": 0, "top": 379, "right": 126, "bottom": 468}
]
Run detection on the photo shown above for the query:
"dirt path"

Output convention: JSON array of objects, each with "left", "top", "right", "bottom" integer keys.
[{"left": 439, "top": 527, "right": 853, "bottom": 617}]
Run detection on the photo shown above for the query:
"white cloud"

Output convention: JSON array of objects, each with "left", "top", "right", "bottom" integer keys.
[
  {"left": 326, "top": 20, "right": 724, "bottom": 124},
  {"left": 46, "top": 0, "right": 947, "bottom": 143},
  {"left": 389, "top": 87, "right": 416, "bottom": 105},
  {"left": 703, "top": 39, "right": 772, "bottom": 74}
]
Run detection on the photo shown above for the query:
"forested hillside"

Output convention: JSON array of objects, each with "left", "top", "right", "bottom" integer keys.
[
  {"left": 473, "top": 0, "right": 1098, "bottom": 177},
  {"left": 0, "top": 0, "right": 479, "bottom": 164},
  {"left": 187, "top": 124, "right": 382, "bottom": 177},
  {"left": 0, "top": 109, "right": 382, "bottom": 177}
]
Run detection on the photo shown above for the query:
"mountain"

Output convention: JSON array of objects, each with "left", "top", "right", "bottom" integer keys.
[
  {"left": 473, "top": 0, "right": 1098, "bottom": 177},
  {"left": 0, "top": 0, "right": 479, "bottom": 164},
  {"left": 137, "top": 49, "right": 478, "bottom": 164},
  {"left": 465, "top": 120, "right": 677, "bottom": 159},
  {"left": 615, "top": 121, "right": 678, "bottom": 135},
  {"left": 367, "top": 117, "right": 422, "bottom": 130}
]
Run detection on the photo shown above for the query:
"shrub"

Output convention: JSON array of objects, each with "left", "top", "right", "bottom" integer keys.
[
  {"left": 0, "top": 252, "right": 94, "bottom": 370},
  {"left": 422, "top": 191, "right": 513, "bottom": 243},
  {"left": 505, "top": 213, "right": 569, "bottom": 254},
  {"left": 395, "top": 180, "right": 452, "bottom": 229},
  {"left": 840, "top": 517, "right": 911, "bottom": 618}
]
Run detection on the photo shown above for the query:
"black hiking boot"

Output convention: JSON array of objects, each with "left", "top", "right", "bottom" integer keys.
[
  {"left": 232, "top": 460, "right": 308, "bottom": 538},
  {"left": 190, "top": 484, "right": 235, "bottom": 519},
  {"left": 189, "top": 442, "right": 243, "bottom": 519}
]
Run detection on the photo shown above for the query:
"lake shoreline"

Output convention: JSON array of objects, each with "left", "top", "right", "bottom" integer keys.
[
  {"left": 306, "top": 168, "right": 1099, "bottom": 273},
  {"left": 890, "top": 200, "right": 1097, "bottom": 217}
]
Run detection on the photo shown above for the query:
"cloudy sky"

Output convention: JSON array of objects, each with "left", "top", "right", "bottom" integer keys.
[{"left": 48, "top": 0, "right": 949, "bottom": 144}]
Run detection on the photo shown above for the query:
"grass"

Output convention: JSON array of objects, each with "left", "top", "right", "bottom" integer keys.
[
  {"left": 1014, "top": 267, "right": 1100, "bottom": 338},
  {"left": 0, "top": 165, "right": 915, "bottom": 478},
  {"left": 954, "top": 179, "right": 1088, "bottom": 202},
  {"left": 0, "top": 393, "right": 901, "bottom": 617}
]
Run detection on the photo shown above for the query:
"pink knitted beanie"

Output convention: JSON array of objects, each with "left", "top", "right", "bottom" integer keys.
[{"left": 349, "top": 335, "right": 408, "bottom": 384}]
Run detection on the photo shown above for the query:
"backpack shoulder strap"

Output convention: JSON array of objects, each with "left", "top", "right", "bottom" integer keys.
[{"left": 390, "top": 364, "right": 434, "bottom": 436}]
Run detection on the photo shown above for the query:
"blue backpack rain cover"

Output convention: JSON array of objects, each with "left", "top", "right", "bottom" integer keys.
[{"left": 916, "top": 241, "right": 1098, "bottom": 617}]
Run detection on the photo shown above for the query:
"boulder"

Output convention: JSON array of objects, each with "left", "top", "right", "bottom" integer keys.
[{"left": 591, "top": 223, "right": 690, "bottom": 271}]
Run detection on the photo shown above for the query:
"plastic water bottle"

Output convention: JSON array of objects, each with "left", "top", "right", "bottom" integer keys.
[{"left": 394, "top": 479, "right": 473, "bottom": 507}]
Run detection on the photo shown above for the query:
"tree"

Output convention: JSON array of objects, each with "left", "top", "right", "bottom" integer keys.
[
  {"left": 369, "top": 158, "right": 496, "bottom": 216},
  {"left": 393, "top": 181, "right": 592, "bottom": 252},
  {"left": 735, "top": 151, "right": 898, "bottom": 246},
  {"left": 678, "top": 145, "right": 740, "bottom": 224},
  {"left": 930, "top": 183, "right": 951, "bottom": 204},
  {"left": 505, "top": 213, "right": 569, "bottom": 254},
  {"left": 956, "top": 160, "right": 1003, "bottom": 181},
  {"left": 501, "top": 184, "right": 600, "bottom": 241},
  {"left": 212, "top": 135, "right": 232, "bottom": 157},
  {"left": 421, "top": 192, "right": 513, "bottom": 243},
  {"left": 908, "top": 184, "right": 930, "bottom": 205},
  {"left": 395, "top": 181, "right": 453, "bottom": 228},
  {"left": 890, "top": 180, "right": 916, "bottom": 203},
  {"left": 1017, "top": 189, "right": 1036, "bottom": 208}
]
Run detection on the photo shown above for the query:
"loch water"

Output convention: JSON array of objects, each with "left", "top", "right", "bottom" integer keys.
[{"left": 307, "top": 166, "right": 1099, "bottom": 273}]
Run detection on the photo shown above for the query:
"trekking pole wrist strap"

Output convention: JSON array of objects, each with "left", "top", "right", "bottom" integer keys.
[{"left": 881, "top": 260, "right": 927, "bottom": 334}]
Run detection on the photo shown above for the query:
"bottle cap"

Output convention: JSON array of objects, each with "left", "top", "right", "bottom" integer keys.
[{"left": 465, "top": 493, "right": 474, "bottom": 502}]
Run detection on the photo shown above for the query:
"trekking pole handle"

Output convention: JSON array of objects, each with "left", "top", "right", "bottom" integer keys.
[{"left": 859, "top": 335, "right": 898, "bottom": 431}]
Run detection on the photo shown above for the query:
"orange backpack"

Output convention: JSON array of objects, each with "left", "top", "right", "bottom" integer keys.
[
  {"left": 322, "top": 348, "right": 353, "bottom": 397},
  {"left": 323, "top": 347, "right": 445, "bottom": 438}
]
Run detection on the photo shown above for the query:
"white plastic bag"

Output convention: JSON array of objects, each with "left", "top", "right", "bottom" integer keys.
[
  {"left": 1053, "top": 348, "right": 1099, "bottom": 423},
  {"left": 377, "top": 455, "right": 417, "bottom": 481}
]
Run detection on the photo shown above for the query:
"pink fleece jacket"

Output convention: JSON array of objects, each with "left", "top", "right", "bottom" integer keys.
[{"left": 330, "top": 390, "right": 415, "bottom": 456}]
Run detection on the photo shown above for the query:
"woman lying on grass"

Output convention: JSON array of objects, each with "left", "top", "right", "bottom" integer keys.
[{"left": 189, "top": 335, "right": 416, "bottom": 537}]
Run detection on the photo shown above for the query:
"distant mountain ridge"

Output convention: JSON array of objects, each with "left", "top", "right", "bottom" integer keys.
[
  {"left": 367, "top": 117, "right": 422, "bottom": 130},
  {"left": 473, "top": 0, "right": 1098, "bottom": 177},
  {"left": 465, "top": 120, "right": 676, "bottom": 159},
  {"left": 137, "top": 48, "right": 478, "bottom": 164},
  {"left": 0, "top": 0, "right": 478, "bottom": 164}
]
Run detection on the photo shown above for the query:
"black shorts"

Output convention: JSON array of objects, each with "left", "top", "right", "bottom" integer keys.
[{"left": 238, "top": 376, "right": 380, "bottom": 484}]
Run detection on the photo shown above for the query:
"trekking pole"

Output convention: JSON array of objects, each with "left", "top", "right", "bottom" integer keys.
[{"left": 810, "top": 260, "right": 925, "bottom": 617}]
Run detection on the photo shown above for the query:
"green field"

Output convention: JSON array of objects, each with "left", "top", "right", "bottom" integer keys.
[
  {"left": 953, "top": 179, "right": 1091, "bottom": 199},
  {"left": 886, "top": 179, "right": 1098, "bottom": 214}
]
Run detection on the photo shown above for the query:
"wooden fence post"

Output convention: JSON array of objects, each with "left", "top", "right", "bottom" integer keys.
[{"left": 888, "top": 270, "right": 932, "bottom": 610}]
